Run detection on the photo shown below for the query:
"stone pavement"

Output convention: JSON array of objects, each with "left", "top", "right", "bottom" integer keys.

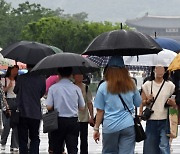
[{"left": 1, "top": 121, "right": 180, "bottom": 153}]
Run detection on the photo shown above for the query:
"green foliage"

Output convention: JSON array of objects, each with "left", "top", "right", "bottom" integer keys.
[
  {"left": 0, "top": 0, "right": 58, "bottom": 48},
  {"left": 0, "top": 0, "right": 130, "bottom": 53},
  {"left": 22, "top": 16, "right": 129, "bottom": 53}
]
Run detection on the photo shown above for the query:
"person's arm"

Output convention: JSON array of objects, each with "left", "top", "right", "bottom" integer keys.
[
  {"left": 93, "top": 109, "right": 104, "bottom": 143},
  {"left": 86, "top": 88, "right": 94, "bottom": 124},
  {"left": 87, "top": 101, "right": 94, "bottom": 125},
  {"left": 77, "top": 88, "right": 85, "bottom": 111},
  {"left": 45, "top": 88, "right": 54, "bottom": 111},
  {"left": 46, "top": 105, "right": 53, "bottom": 111},
  {"left": 139, "top": 104, "right": 144, "bottom": 116},
  {"left": 93, "top": 84, "right": 105, "bottom": 143},
  {"left": 0, "top": 82, "right": 9, "bottom": 109},
  {"left": 167, "top": 98, "right": 177, "bottom": 108},
  {"left": 141, "top": 90, "right": 154, "bottom": 106},
  {"left": 2, "top": 78, "right": 12, "bottom": 93},
  {"left": 133, "top": 89, "right": 142, "bottom": 107}
]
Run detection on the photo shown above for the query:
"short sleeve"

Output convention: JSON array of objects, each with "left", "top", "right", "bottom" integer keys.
[
  {"left": 94, "top": 89, "right": 105, "bottom": 110},
  {"left": 76, "top": 87, "right": 85, "bottom": 108},
  {"left": 142, "top": 81, "right": 151, "bottom": 96},
  {"left": 45, "top": 87, "right": 54, "bottom": 107},
  {"left": 86, "top": 88, "right": 92, "bottom": 103},
  {"left": 133, "top": 89, "right": 142, "bottom": 107},
  {"left": 169, "top": 81, "right": 175, "bottom": 96}
]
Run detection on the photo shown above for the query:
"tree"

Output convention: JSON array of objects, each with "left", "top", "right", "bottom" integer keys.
[
  {"left": 0, "top": 0, "right": 12, "bottom": 47},
  {"left": 22, "top": 16, "right": 129, "bottom": 54},
  {"left": 62, "top": 12, "right": 88, "bottom": 22},
  {"left": 0, "top": 1, "right": 60, "bottom": 48}
]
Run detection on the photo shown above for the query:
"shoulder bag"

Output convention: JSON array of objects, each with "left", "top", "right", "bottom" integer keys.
[
  {"left": 119, "top": 94, "right": 146, "bottom": 142},
  {"left": 42, "top": 107, "right": 59, "bottom": 133},
  {"left": 141, "top": 80, "right": 165, "bottom": 121}
]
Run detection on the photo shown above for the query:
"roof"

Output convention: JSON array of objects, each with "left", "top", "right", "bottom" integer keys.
[{"left": 125, "top": 14, "right": 180, "bottom": 28}]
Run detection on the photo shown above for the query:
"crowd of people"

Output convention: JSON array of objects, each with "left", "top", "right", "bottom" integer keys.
[{"left": 0, "top": 55, "right": 179, "bottom": 154}]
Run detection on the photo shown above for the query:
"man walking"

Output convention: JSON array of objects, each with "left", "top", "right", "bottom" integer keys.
[
  {"left": 46, "top": 67, "right": 85, "bottom": 154},
  {"left": 74, "top": 74, "right": 94, "bottom": 154},
  {"left": 14, "top": 64, "right": 46, "bottom": 154}
]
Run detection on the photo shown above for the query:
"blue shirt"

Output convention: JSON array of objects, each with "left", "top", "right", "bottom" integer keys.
[
  {"left": 14, "top": 73, "right": 46, "bottom": 120},
  {"left": 46, "top": 78, "right": 85, "bottom": 117},
  {"left": 94, "top": 82, "right": 141, "bottom": 133}
]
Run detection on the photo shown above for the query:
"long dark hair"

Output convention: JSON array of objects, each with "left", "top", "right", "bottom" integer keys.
[
  {"left": 5, "top": 67, "right": 13, "bottom": 78},
  {"left": 5, "top": 65, "right": 19, "bottom": 80},
  {"left": 149, "top": 66, "right": 169, "bottom": 81}
]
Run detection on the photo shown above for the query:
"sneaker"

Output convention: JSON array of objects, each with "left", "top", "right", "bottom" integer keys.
[
  {"left": 1, "top": 145, "right": 5, "bottom": 150},
  {"left": 10, "top": 148, "right": 19, "bottom": 152}
]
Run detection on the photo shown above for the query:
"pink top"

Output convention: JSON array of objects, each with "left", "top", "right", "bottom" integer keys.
[{"left": 46, "top": 75, "right": 59, "bottom": 94}]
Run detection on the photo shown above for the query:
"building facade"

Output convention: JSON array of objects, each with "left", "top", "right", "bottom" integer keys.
[{"left": 125, "top": 13, "right": 180, "bottom": 42}]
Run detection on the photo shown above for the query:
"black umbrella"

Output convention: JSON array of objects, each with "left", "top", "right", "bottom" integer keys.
[
  {"left": 82, "top": 30, "right": 162, "bottom": 56},
  {"left": 31, "top": 52, "right": 99, "bottom": 75},
  {"left": 0, "top": 41, "right": 62, "bottom": 65}
]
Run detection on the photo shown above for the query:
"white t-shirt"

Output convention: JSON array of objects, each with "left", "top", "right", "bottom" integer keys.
[
  {"left": 1, "top": 78, "right": 16, "bottom": 98},
  {"left": 142, "top": 80, "right": 175, "bottom": 120}
]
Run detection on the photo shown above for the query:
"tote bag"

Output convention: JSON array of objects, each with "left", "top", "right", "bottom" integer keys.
[
  {"left": 42, "top": 110, "right": 59, "bottom": 133},
  {"left": 167, "top": 107, "right": 178, "bottom": 138}
]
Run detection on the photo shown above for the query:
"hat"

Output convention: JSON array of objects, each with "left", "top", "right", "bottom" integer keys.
[{"left": 108, "top": 56, "right": 125, "bottom": 67}]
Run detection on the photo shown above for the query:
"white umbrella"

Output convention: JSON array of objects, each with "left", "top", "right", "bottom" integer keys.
[
  {"left": 0, "top": 47, "right": 14, "bottom": 66},
  {"left": 123, "top": 48, "right": 177, "bottom": 67}
]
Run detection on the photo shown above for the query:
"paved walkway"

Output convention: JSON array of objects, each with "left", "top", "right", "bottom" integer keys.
[
  {"left": 1, "top": 122, "right": 180, "bottom": 153},
  {"left": 1, "top": 107, "right": 180, "bottom": 154}
]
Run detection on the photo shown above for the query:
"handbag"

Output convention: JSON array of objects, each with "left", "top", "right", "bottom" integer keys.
[
  {"left": 141, "top": 80, "right": 165, "bottom": 121},
  {"left": 42, "top": 109, "right": 59, "bottom": 133},
  {"left": 166, "top": 106, "right": 178, "bottom": 138},
  {"left": 119, "top": 95, "right": 146, "bottom": 142}
]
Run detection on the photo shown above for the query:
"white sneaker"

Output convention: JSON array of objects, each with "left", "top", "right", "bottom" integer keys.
[
  {"left": 10, "top": 147, "right": 19, "bottom": 152},
  {"left": 1, "top": 145, "right": 6, "bottom": 150}
]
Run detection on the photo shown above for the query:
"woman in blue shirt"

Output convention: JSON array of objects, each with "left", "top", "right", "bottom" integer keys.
[{"left": 93, "top": 56, "right": 141, "bottom": 154}]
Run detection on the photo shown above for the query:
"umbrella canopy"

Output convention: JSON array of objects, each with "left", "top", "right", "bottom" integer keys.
[
  {"left": 155, "top": 37, "right": 180, "bottom": 53},
  {"left": 0, "top": 53, "right": 26, "bottom": 69},
  {"left": 87, "top": 56, "right": 111, "bottom": 67},
  {"left": 82, "top": 30, "right": 162, "bottom": 56},
  {"left": 124, "top": 49, "right": 177, "bottom": 67},
  {"left": 0, "top": 41, "right": 60, "bottom": 65},
  {"left": 87, "top": 49, "right": 176, "bottom": 67},
  {"left": 168, "top": 53, "right": 180, "bottom": 71},
  {"left": 31, "top": 52, "right": 99, "bottom": 75},
  {"left": 49, "top": 46, "right": 63, "bottom": 53}
]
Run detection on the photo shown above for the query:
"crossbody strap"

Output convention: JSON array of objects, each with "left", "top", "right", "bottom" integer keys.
[
  {"left": 149, "top": 80, "right": 166, "bottom": 109},
  {"left": 118, "top": 94, "right": 132, "bottom": 115}
]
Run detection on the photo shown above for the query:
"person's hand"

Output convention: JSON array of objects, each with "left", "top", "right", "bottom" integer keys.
[
  {"left": 167, "top": 98, "right": 176, "bottom": 108},
  {"left": 89, "top": 117, "right": 95, "bottom": 127},
  {"left": 93, "top": 130, "right": 100, "bottom": 144},
  {"left": 146, "top": 94, "right": 154, "bottom": 104},
  {"left": 6, "top": 109, "right": 11, "bottom": 116}
]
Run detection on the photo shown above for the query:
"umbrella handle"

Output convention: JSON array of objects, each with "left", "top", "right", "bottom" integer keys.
[{"left": 120, "top": 23, "right": 123, "bottom": 30}]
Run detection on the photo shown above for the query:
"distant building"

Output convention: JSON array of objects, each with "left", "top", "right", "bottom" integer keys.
[{"left": 125, "top": 13, "right": 180, "bottom": 42}]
